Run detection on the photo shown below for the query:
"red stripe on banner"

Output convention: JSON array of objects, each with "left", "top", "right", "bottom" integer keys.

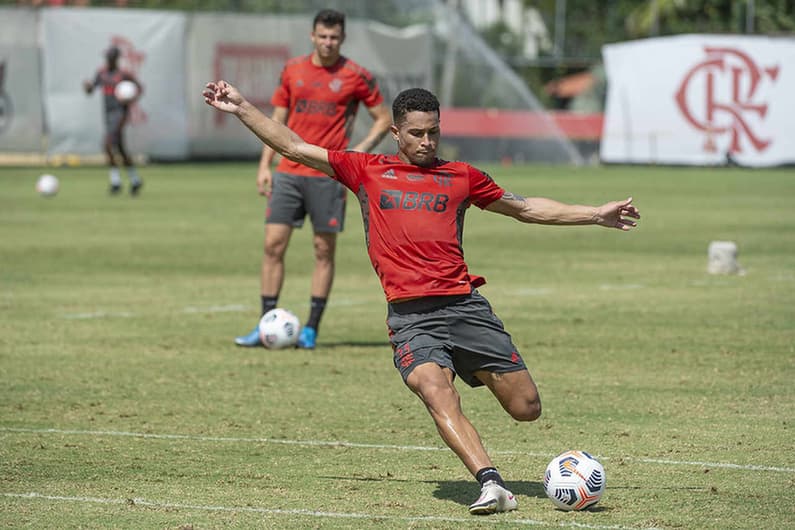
[{"left": 440, "top": 108, "right": 603, "bottom": 140}]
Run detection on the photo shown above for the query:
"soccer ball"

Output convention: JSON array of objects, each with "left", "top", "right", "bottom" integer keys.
[
  {"left": 544, "top": 450, "right": 606, "bottom": 511},
  {"left": 258, "top": 308, "right": 301, "bottom": 349},
  {"left": 36, "top": 174, "right": 59, "bottom": 197},
  {"left": 114, "top": 80, "right": 138, "bottom": 103}
]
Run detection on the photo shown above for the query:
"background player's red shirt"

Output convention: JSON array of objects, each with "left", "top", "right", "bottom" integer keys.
[
  {"left": 92, "top": 68, "right": 135, "bottom": 113},
  {"left": 272, "top": 55, "right": 383, "bottom": 177},
  {"left": 327, "top": 151, "right": 505, "bottom": 302}
]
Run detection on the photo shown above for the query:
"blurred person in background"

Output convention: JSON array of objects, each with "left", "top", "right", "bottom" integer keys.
[
  {"left": 83, "top": 45, "right": 144, "bottom": 196},
  {"left": 235, "top": 9, "right": 391, "bottom": 349}
]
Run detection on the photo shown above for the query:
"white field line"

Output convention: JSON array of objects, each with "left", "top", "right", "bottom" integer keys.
[
  {"left": 598, "top": 284, "right": 644, "bottom": 291},
  {"left": 2, "top": 427, "right": 793, "bottom": 474},
  {"left": 181, "top": 304, "right": 249, "bottom": 314},
  {"left": 62, "top": 311, "right": 135, "bottom": 320},
  {"left": 514, "top": 287, "right": 554, "bottom": 296},
  {"left": 62, "top": 304, "right": 252, "bottom": 319},
  {"left": 60, "top": 301, "right": 372, "bottom": 319},
  {"left": 1, "top": 492, "right": 657, "bottom": 530}
]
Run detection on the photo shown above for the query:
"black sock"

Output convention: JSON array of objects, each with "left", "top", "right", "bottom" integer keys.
[
  {"left": 261, "top": 296, "right": 278, "bottom": 317},
  {"left": 475, "top": 467, "right": 505, "bottom": 488},
  {"left": 305, "top": 296, "right": 327, "bottom": 330}
]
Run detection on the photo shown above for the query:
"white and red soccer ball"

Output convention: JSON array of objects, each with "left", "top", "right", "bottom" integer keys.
[
  {"left": 544, "top": 450, "right": 606, "bottom": 511},
  {"left": 258, "top": 308, "right": 301, "bottom": 349}
]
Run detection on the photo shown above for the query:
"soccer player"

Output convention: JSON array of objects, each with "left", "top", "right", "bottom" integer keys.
[
  {"left": 234, "top": 9, "right": 392, "bottom": 349},
  {"left": 203, "top": 80, "right": 640, "bottom": 515},
  {"left": 83, "top": 46, "right": 144, "bottom": 196}
]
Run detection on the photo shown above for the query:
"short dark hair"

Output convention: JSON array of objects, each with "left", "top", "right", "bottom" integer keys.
[
  {"left": 313, "top": 9, "right": 345, "bottom": 33},
  {"left": 392, "top": 88, "right": 440, "bottom": 125},
  {"left": 106, "top": 46, "right": 121, "bottom": 62}
]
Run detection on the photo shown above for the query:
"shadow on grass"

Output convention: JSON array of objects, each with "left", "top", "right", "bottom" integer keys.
[
  {"left": 319, "top": 475, "right": 546, "bottom": 506},
  {"left": 319, "top": 475, "right": 612, "bottom": 512},
  {"left": 432, "top": 480, "right": 547, "bottom": 507}
]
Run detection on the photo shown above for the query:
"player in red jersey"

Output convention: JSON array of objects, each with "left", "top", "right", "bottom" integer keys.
[
  {"left": 204, "top": 81, "right": 640, "bottom": 515},
  {"left": 235, "top": 9, "right": 392, "bottom": 349},
  {"left": 83, "top": 46, "right": 144, "bottom": 196}
]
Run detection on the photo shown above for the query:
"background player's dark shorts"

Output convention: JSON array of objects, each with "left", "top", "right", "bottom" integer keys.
[
  {"left": 267, "top": 172, "right": 346, "bottom": 233},
  {"left": 104, "top": 107, "right": 126, "bottom": 146},
  {"left": 386, "top": 290, "right": 527, "bottom": 388}
]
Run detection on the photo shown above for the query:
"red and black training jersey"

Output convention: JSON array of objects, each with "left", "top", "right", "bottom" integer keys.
[
  {"left": 327, "top": 151, "right": 505, "bottom": 302},
  {"left": 91, "top": 68, "right": 135, "bottom": 113},
  {"left": 272, "top": 55, "right": 383, "bottom": 177}
]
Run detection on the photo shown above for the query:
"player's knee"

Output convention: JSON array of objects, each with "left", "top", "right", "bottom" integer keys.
[
  {"left": 313, "top": 238, "right": 336, "bottom": 262},
  {"left": 509, "top": 395, "right": 541, "bottom": 422},
  {"left": 263, "top": 240, "right": 287, "bottom": 260},
  {"left": 314, "top": 246, "right": 334, "bottom": 264}
]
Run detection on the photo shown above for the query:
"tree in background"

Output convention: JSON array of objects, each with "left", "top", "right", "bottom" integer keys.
[{"left": 480, "top": 0, "right": 795, "bottom": 108}]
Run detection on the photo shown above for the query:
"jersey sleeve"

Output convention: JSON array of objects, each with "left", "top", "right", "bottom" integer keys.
[
  {"left": 468, "top": 165, "right": 505, "bottom": 209},
  {"left": 354, "top": 67, "right": 384, "bottom": 108},
  {"left": 270, "top": 64, "right": 290, "bottom": 107},
  {"left": 327, "top": 150, "right": 368, "bottom": 191}
]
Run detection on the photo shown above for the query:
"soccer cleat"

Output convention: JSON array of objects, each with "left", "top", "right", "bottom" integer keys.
[
  {"left": 234, "top": 325, "right": 262, "bottom": 347},
  {"left": 297, "top": 326, "right": 317, "bottom": 349},
  {"left": 130, "top": 180, "right": 143, "bottom": 196},
  {"left": 109, "top": 183, "right": 122, "bottom": 195},
  {"left": 468, "top": 480, "right": 518, "bottom": 515}
]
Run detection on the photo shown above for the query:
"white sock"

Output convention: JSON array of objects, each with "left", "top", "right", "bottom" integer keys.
[
  {"left": 109, "top": 167, "right": 122, "bottom": 186},
  {"left": 126, "top": 166, "right": 141, "bottom": 185}
]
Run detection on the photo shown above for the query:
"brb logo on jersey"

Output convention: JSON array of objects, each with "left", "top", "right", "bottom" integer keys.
[
  {"left": 295, "top": 98, "right": 336, "bottom": 116},
  {"left": 674, "top": 46, "right": 779, "bottom": 154},
  {"left": 380, "top": 190, "right": 449, "bottom": 213}
]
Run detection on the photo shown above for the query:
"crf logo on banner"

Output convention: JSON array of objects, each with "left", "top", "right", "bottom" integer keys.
[{"left": 675, "top": 46, "right": 780, "bottom": 154}]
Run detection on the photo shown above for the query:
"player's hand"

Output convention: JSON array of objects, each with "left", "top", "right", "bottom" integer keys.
[
  {"left": 256, "top": 167, "right": 273, "bottom": 197},
  {"left": 203, "top": 80, "right": 245, "bottom": 114},
  {"left": 595, "top": 197, "right": 640, "bottom": 231},
  {"left": 82, "top": 80, "right": 93, "bottom": 94}
]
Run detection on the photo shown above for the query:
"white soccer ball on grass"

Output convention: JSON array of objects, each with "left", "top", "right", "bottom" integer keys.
[
  {"left": 544, "top": 450, "right": 606, "bottom": 511},
  {"left": 258, "top": 308, "right": 301, "bottom": 349},
  {"left": 36, "top": 174, "right": 59, "bottom": 197}
]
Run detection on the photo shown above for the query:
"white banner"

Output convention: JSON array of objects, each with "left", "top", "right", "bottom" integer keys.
[
  {"left": 0, "top": 8, "right": 44, "bottom": 153},
  {"left": 42, "top": 8, "right": 188, "bottom": 159},
  {"left": 601, "top": 35, "right": 795, "bottom": 167},
  {"left": 187, "top": 14, "right": 432, "bottom": 157}
]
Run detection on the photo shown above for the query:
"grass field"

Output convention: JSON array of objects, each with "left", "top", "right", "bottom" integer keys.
[{"left": 1, "top": 162, "right": 794, "bottom": 529}]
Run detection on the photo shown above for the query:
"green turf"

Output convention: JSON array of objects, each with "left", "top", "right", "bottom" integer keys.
[{"left": 1, "top": 163, "right": 793, "bottom": 529}]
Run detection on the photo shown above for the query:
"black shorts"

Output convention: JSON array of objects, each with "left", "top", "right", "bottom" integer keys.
[
  {"left": 387, "top": 290, "right": 527, "bottom": 388},
  {"left": 266, "top": 172, "right": 346, "bottom": 233},
  {"left": 104, "top": 107, "right": 126, "bottom": 147}
]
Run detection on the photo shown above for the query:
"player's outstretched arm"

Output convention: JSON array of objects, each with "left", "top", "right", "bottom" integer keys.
[
  {"left": 486, "top": 193, "right": 640, "bottom": 231},
  {"left": 351, "top": 103, "right": 392, "bottom": 153},
  {"left": 203, "top": 80, "right": 334, "bottom": 176}
]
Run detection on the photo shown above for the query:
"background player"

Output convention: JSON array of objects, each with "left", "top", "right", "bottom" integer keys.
[
  {"left": 235, "top": 9, "right": 392, "bottom": 349},
  {"left": 204, "top": 79, "right": 640, "bottom": 515},
  {"left": 83, "top": 45, "right": 144, "bottom": 196}
]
